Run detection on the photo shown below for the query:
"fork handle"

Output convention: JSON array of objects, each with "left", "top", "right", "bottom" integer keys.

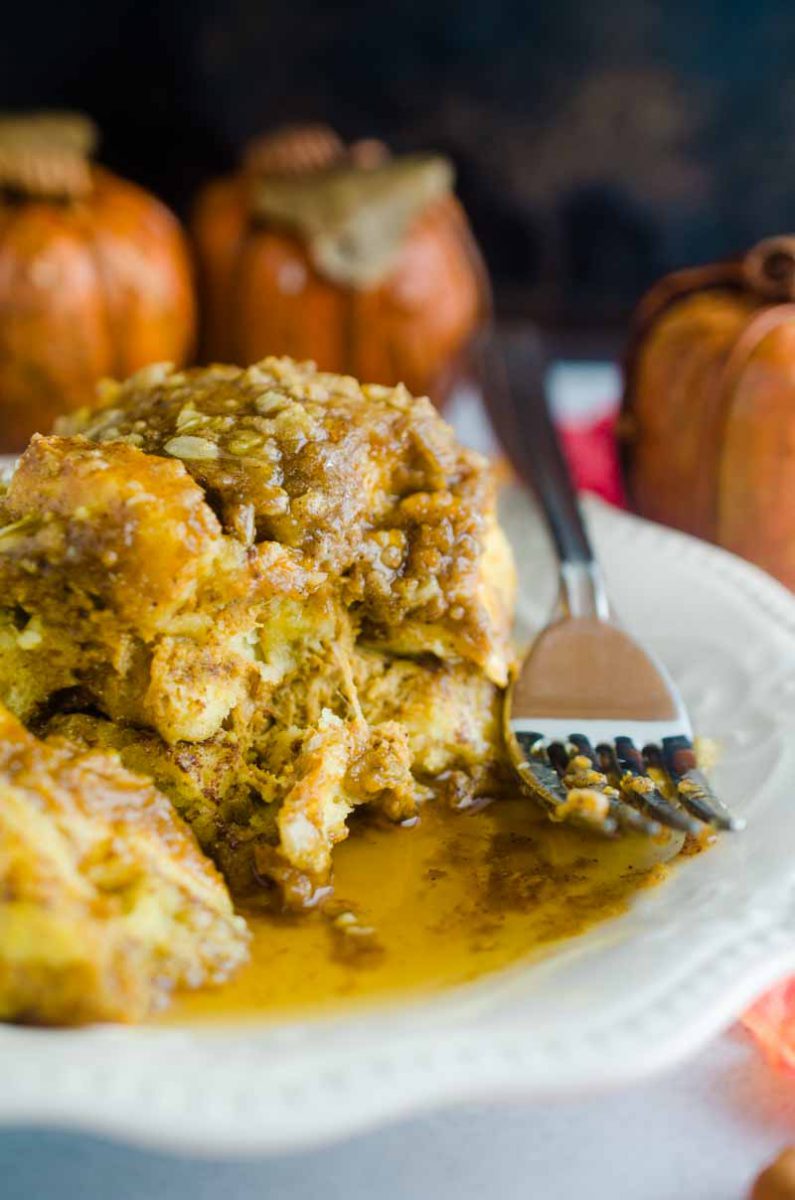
[
  {"left": 483, "top": 330, "right": 609, "bottom": 619},
  {"left": 525, "top": 399, "right": 611, "bottom": 620},
  {"left": 516, "top": 382, "right": 593, "bottom": 566}
]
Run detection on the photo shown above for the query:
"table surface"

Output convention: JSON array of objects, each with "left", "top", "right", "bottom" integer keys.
[
  {"left": 3, "top": 364, "right": 793, "bottom": 1198},
  {"left": 2, "top": 1037, "right": 794, "bottom": 1200}
]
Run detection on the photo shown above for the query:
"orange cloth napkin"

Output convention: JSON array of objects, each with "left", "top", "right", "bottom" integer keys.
[{"left": 743, "top": 982, "right": 795, "bottom": 1073}]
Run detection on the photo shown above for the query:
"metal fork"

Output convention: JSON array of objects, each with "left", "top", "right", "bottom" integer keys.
[{"left": 483, "top": 334, "right": 744, "bottom": 838}]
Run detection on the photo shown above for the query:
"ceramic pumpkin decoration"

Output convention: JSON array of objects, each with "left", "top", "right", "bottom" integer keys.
[
  {"left": 0, "top": 112, "right": 196, "bottom": 450},
  {"left": 191, "top": 125, "right": 487, "bottom": 404},
  {"left": 621, "top": 235, "right": 795, "bottom": 589}
]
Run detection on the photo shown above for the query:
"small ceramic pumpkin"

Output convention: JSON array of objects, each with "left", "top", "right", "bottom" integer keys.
[
  {"left": 191, "top": 125, "right": 487, "bottom": 404},
  {"left": 0, "top": 112, "right": 196, "bottom": 450},
  {"left": 621, "top": 236, "right": 795, "bottom": 589}
]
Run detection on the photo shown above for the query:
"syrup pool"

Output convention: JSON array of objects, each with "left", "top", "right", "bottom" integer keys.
[{"left": 163, "top": 795, "right": 683, "bottom": 1024}]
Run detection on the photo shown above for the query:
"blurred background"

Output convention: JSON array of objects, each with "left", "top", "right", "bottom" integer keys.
[
  {"left": 3, "top": 0, "right": 795, "bottom": 586},
  {"left": 3, "top": 0, "right": 795, "bottom": 342}
]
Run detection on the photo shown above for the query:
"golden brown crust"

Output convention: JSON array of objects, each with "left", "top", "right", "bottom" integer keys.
[
  {"left": 4, "top": 435, "right": 227, "bottom": 635},
  {"left": 0, "top": 705, "right": 248, "bottom": 1024},
  {"left": 56, "top": 358, "right": 513, "bottom": 678}
]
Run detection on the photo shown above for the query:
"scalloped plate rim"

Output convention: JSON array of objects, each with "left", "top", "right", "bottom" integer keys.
[{"left": 0, "top": 495, "right": 794, "bottom": 1157}]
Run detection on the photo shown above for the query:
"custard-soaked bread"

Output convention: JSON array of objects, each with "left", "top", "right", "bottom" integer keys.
[
  {"left": 0, "top": 435, "right": 273, "bottom": 740},
  {"left": 0, "top": 358, "right": 515, "bottom": 903},
  {"left": 0, "top": 706, "right": 248, "bottom": 1024},
  {"left": 47, "top": 650, "right": 504, "bottom": 904}
]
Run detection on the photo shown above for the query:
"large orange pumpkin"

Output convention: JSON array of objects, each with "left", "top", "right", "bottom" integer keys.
[
  {"left": 191, "top": 125, "right": 487, "bottom": 404},
  {"left": 622, "top": 236, "right": 795, "bottom": 590},
  {"left": 0, "top": 112, "right": 196, "bottom": 450}
]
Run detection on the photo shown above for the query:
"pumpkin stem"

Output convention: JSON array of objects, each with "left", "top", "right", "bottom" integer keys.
[
  {"left": 349, "top": 139, "right": 390, "bottom": 169},
  {"left": 0, "top": 112, "right": 97, "bottom": 200},
  {"left": 743, "top": 236, "right": 795, "bottom": 301},
  {"left": 250, "top": 154, "right": 454, "bottom": 288},
  {"left": 243, "top": 124, "right": 346, "bottom": 178}
]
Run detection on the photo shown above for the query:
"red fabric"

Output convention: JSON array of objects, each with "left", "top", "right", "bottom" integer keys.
[
  {"left": 558, "top": 411, "right": 794, "bottom": 1075},
  {"left": 556, "top": 413, "right": 627, "bottom": 508}
]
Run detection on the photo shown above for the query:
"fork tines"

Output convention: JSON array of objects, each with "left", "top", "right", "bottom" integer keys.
[
  {"left": 515, "top": 731, "right": 740, "bottom": 837},
  {"left": 655, "top": 737, "right": 743, "bottom": 832}
]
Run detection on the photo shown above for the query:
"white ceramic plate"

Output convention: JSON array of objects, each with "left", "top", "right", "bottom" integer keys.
[{"left": 1, "top": 493, "right": 794, "bottom": 1157}]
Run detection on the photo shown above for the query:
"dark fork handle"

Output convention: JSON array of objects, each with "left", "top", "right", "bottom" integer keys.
[{"left": 481, "top": 329, "right": 607, "bottom": 617}]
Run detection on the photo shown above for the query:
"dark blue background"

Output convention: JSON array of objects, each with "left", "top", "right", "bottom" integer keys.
[{"left": 2, "top": 0, "right": 794, "bottom": 324}]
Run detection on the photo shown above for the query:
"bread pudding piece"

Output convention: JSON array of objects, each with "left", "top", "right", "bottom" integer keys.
[
  {"left": 0, "top": 705, "right": 249, "bottom": 1025},
  {"left": 46, "top": 649, "right": 504, "bottom": 901},
  {"left": 0, "top": 358, "right": 515, "bottom": 905}
]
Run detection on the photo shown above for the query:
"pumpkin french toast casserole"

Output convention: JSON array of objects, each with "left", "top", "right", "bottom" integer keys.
[{"left": 0, "top": 356, "right": 516, "bottom": 1021}]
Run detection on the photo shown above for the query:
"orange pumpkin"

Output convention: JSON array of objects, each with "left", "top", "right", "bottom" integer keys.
[
  {"left": 191, "top": 125, "right": 487, "bottom": 404},
  {"left": 622, "top": 236, "right": 795, "bottom": 590},
  {"left": 0, "top": 112, "right": 196, "bottom": 450}
]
